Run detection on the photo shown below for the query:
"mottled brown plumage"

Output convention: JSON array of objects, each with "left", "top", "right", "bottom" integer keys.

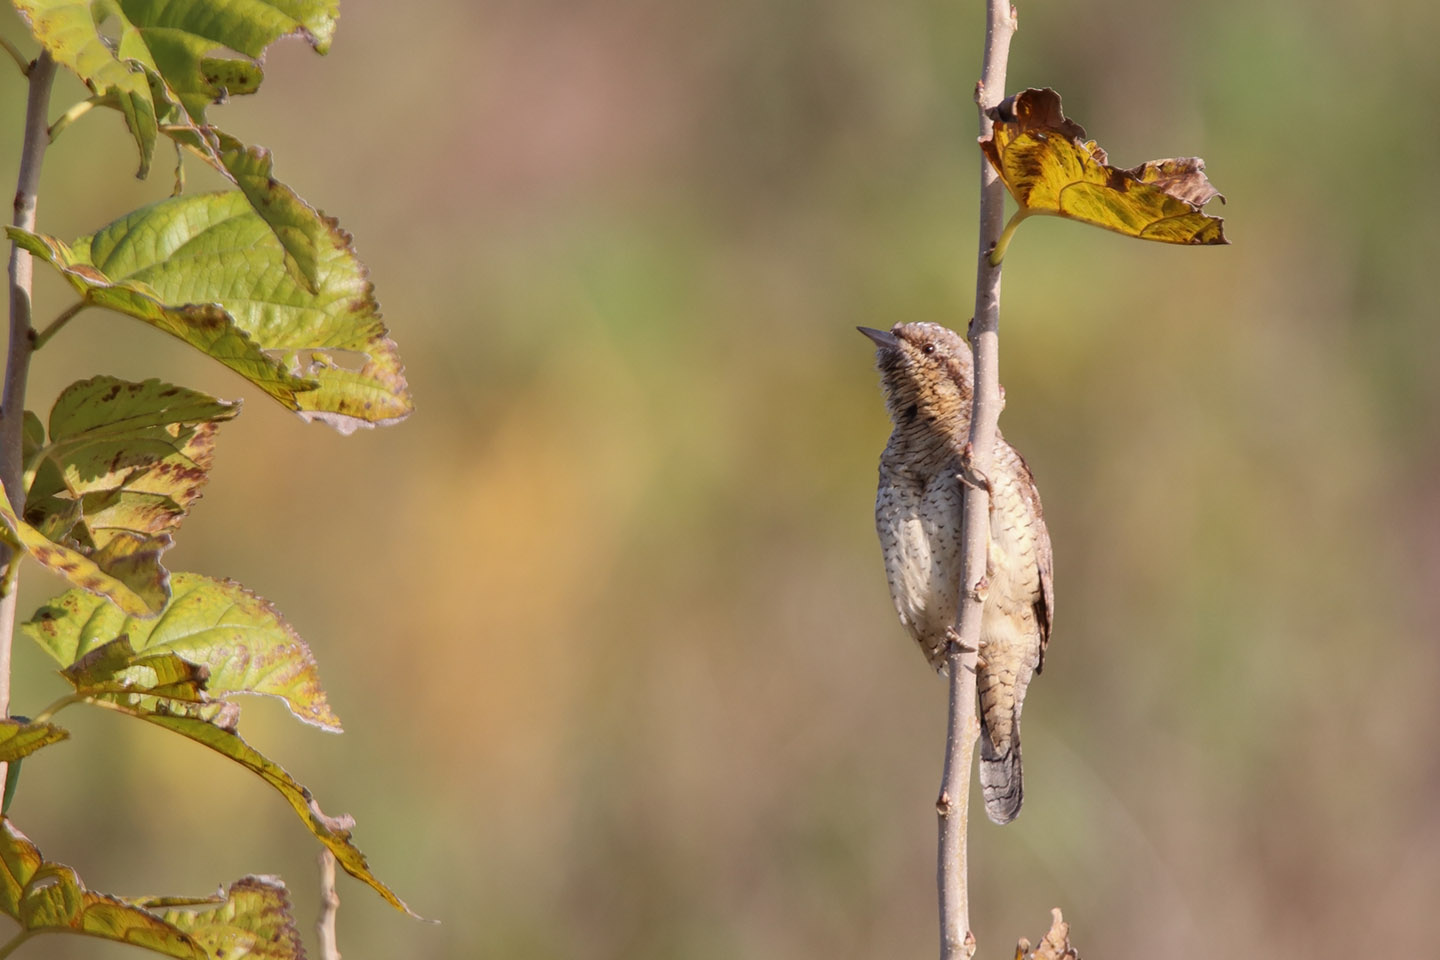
[{"left": 861, "top": 322, "right": 1053, "bottom": 825}]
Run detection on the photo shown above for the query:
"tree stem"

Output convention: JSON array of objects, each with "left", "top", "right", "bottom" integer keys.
[
  {"left": 937, "top": 4, "right": 1015, "bottom": 958},
  {"left": 1, "top": 50, "right": 58, "bottom": 800}
]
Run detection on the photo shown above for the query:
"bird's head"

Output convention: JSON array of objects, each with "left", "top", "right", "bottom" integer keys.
[{"left": 859, "top": 322, "right": 974, "bottom": 431}]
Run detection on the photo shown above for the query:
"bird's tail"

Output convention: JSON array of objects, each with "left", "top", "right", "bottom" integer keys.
[{"left": 978, "top": 708, "right": 1023, "bottom": 824}]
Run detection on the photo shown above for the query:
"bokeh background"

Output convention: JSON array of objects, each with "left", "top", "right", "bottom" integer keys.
[{"left": 2, "top": 0, "right": 1438, "bottom": 957}]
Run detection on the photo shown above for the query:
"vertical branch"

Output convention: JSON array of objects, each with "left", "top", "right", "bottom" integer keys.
[
  {"left": 0, "top": 50, "right": 58, "bottom": 779},
  {"left": 936, "top": 4, "right": 1016, "bottom": 958},
  {"left": 316, "top": 850, "right": 342, "bottom": 960}
]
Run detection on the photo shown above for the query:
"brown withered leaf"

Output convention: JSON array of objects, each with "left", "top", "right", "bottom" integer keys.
[
  {"left": 981, "top": 87, "right": 1226, "bottom": 246},
  {"left": 1015, "top": 908, "right": 1080, "bottom": 960}
]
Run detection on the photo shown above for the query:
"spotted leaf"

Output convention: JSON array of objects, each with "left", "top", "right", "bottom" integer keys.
[
  {"left": 24, "top": 574, "right": 340, "bottom": 731},
  {"left": 0, "top": 817, "right": 205, "bottom": 957},
  {"left": 981, "top": 87, "right": 1227, "bottom": 246}
]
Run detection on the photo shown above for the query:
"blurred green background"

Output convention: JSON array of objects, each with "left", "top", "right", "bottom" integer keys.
[{"left": 2, "top": 0, "right": 1438, "bottom": 957}]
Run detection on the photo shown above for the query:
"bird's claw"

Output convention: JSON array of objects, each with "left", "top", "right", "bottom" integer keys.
[
  {"left": 945, "top": 627, "right": 988, "bottom": 672},
  {"left": 957, "top": 443, "right": 992, "bottom": 493}
]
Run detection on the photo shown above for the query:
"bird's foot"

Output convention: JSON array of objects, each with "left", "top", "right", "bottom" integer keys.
[
  {"left": 944, "top": 627, "right": 989, "bottom": 672},
  {"left": 957, "top": 442, "right": 992, "bottom": 493}
]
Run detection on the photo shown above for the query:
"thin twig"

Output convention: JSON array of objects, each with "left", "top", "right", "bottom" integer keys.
[
  {"left": 0, "top": 38, "right": 27, "bottom": 76},
  {"left": 0, "top": 50, "right": 58, "bottom": 804},
  {"left": 989, "top": 209, "right": 1029, "bottom": 267},
  {"left": 936, "top": 3, "right": 1016, "bottom": 958},
  {"left": 31, "top": 302, "right": 85, "bottom": 351},
  {"left": 46, "top": 95, "right": 105, "bottom": 143},
  {"left": 31, "top": 692, "right": 90, "bottom": 725},
  {"left": 317, "top": 849, "right": 342, "bottom": 960},
  {"left": 0, "top": 929, "right": 32, "bottom": 960}
]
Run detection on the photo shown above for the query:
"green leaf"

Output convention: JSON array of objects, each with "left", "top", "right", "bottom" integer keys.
[
  {"left": 120, "top": 76, "right": 322, "bottom": 289},
  {"left": 10, "top": 191, "right": 413, "bottom": 433},
  {"left": 22, "top": 634, "right": 411, "bottom": 916},
  {"left": 98, "top": 699, "right": 418, "bottom": 918},
  {"left": 12, "top": 0, "right": 160, "bottom": 175},
  {"left": 20, "top": 377, "right": 239, "bottom": 616},
  {"left": 135, "top": 876, "right": 305, "bottom": 960},
  {"left": 0, "top": 816, "right": 204, "bottom": 958},
  {"left": 25, "top": 574, "right": 341, "bottom": 731},
  {"left": 19, "top": 413, "right": 43, "bottom": 465},
  {"left": 0, "top": 481, "right": 156, "bottom": 617},
  {"left": 0, "top": 720, "right": 68, "bottom": 765},
  {"left": 13, "top": 0, "right": 338, "bottom": 175},
  {"left": 198, "top": 57, "right": 264, "bottom": 98},
  {"left": 8, "top": 229, "right": 316, "bottom": 410},
  {"left": 215, "top": 132, "right": 324, "bottom": 291}
]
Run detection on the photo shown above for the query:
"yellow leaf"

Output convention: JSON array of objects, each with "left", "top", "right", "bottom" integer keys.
[
  {"left": 137, "top": 876, "right": 307, "bottom": 960},
  {"left": 0, "top": 817, "right": 203, "bottom": 958},
  {"left": 0, "top": 482, "right": 156, "bottom": 618},
  {"left": 980, "top": 88, "right": 1227, "bottom": 257}
]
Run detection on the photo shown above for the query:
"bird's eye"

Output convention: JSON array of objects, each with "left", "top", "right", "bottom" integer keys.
[{"left": 922, "top": 343, "right": 936, "bottom": 355}]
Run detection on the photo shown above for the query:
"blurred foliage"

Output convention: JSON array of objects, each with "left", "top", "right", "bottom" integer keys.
[{"left": 2, "top": 0, "right": 1437, "bottom": 957}]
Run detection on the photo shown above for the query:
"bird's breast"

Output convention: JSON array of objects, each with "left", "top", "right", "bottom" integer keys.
[{"left": 875, "top": 464, "right": 964, "bottom": 664}]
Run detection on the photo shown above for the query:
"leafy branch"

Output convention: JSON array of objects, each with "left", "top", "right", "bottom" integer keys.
[
  {"left": 0, "top": 1, "right": 423, "bottom": 954},
  {"left": 0, "top": 45, "right": 56, "bottom": 834}
]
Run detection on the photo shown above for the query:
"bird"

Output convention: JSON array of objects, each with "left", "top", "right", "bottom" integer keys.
[{"left": 860, "top": 321, "right": 1053, "bottom": 825}]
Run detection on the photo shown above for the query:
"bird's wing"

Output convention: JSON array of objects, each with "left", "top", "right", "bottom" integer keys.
[{"left": 1002, "top": 438, "right": 1054, "bottom": 673}]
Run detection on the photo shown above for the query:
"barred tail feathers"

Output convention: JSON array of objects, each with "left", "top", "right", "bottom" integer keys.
[{"left": 978, "top": 707, "right": 1023, "bottom": 824}]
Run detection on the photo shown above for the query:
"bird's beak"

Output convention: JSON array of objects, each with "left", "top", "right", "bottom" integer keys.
[{"left": 857, "top": 326, "right": 899, "bottom": 350}]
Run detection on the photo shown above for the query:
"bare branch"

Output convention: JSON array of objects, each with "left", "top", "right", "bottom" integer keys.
[
  {"left": 936, "top": 3, "right": 1016, "bottom": 957},
  {"left": 317, "top": 849, "right": 342, "bottom": 960}
]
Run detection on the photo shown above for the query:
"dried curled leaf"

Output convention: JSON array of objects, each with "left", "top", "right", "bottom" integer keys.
[
  {"left": 1015, "top": 908, "right": 1080, "bottom": 960},
  {"left": 981, "top": 87, "right": 1227, "bottom": 246}
]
